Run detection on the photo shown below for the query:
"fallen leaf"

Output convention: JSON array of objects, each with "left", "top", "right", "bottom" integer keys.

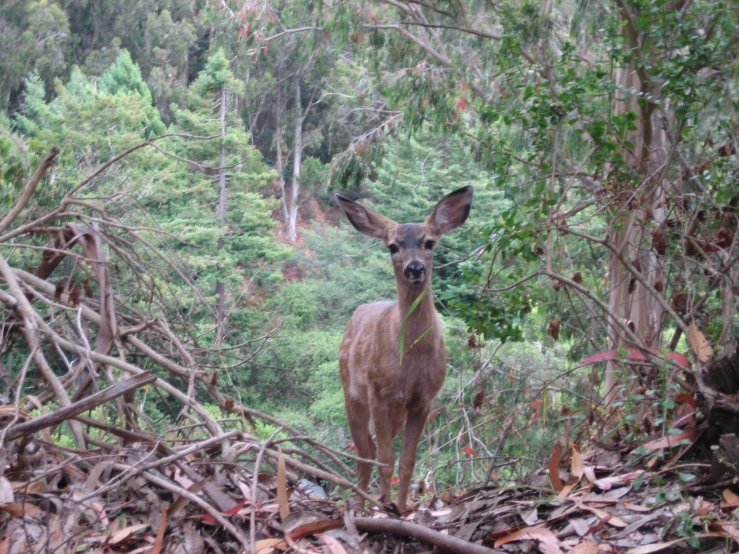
[
  {"left": 688, "top": 321, "right": 713, "bottom": 363},
  {"left": 166, "top": 479, "right": 207, "bottom": 517},
  {"left": 494, "top": 524, "right": 563, "bottom": 553},
  {"left": 0, "top": 502, "right": 43, "bottom": 518},
  {"left": 642, "top": 428, "right": 697, "bottom": 452},
  {"left": 624, "top": 538, "right": 688, "bottom": 554},
  {"left": 254, "top": 538, "right": 286, "bottom": 553},
  {"left": 577, "top": 503, "right": 628, "bottom": 527},
  {"left": 571, "top": 447, "right": 585, "bottom": 479},
  {"left": 150, "top": 507, "right": 167, "bottom": 554},
  {"left": 317, "top": 533, "right": 348, "bottom": 554},
  {"left": 722, "top": 489, "right": 739, "bottom": 508},
  {"left": 624, "top": 503, "right": 652, "bottom": 513},
  {"left": 277, "top": 448, "right": 290, "bottom": 521},
  {"left": 289, "top": 519, "right": 343, "bottom": 540},
  {"left": 107, "top": 523, "right": 150, "bottom": 546},
  {"left": 568, "top": 541, "right": 599, "bottom": 554}
]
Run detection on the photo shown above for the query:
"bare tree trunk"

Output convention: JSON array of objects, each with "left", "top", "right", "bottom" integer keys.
[
  {"left": 287, "top": 76, "right": 302, "bottom": 243},
  {"left": 215, "top": 87, "right": 227, "bottom": 345},
  {"left": 605, "top": 60, "right": 668, "bottom": 408},
  {"left": 274, "top": 92, "right": 289, "bottom": 227}
]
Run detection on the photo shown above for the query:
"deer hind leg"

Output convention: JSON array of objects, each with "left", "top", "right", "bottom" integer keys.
[{"left": 397, "top": 408, "right": 429, "bottom": 511}]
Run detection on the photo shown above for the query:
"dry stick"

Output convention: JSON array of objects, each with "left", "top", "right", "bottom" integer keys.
[
  {"left": 78, "top": 429, "right": 242, "bottom": 503},
  {"left": 0, "top": 350, "right": 35, "bottom": 449},
  {"left": 259, "top": 446, "right": 383, "bottom": 509},
  {"left": 0, "top": 252, "right": 86, "bottom": 449},
  {"left": 354, "top": 517, "right": 500, "bottom": 554},
  {"left": 251, "top": 427, "right": 283, "bottom": 554},
  {"left": 110, "top": 462, "right": 250, "bottom": 551},
  {"left": 483, "top": 414, "right": 515, "bottom": 486},
  {"left": 0, "top": 147, "right": 60, "bottom": 234},
  {"left": 0, "top": 289, "right": 223, "bottom": 440},
  {"left": 3, "top": 372, "right": 156, "bottom": 442},
  {"left": 226, "top": 404, "right": 357, "bottom": 476}
]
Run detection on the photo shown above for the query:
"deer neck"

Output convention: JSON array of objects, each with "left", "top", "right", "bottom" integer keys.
[{"left": 396, "top": 278, "right": 438, "bottom": 343}]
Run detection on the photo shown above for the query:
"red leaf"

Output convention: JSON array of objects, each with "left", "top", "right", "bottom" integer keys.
[
  {"left": 391, "top": 476, "right": 400, "bottom": 485},
  {"left": 494, "top": 525, "right": 563, "bottom": 553},
  {"left": 549, "top": 444, "right": 564, "bottom": 492},
  {"left": 580, "top": 350, "right": 617, "bottom": 364},
  {"left": 667, "top": 351, "right": 691, "bottom": 367},
  {"left": 458, "top": 97, "right": 467, "bottom": 111},
  {"left": 461, "top": 445, "right": 475, "bottom": 457},
  {"left": 642, "top": 428, "right": 697, "bottom": 452},
  {"left": 675, "top": 393, "right": 696, "bottom": 408}
]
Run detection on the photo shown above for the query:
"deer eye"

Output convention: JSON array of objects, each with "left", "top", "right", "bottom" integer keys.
[
  {"left": 388, "top": 244, "right": 399, "bottom": 254},
  {"left": 424, "top": 240, "right": 435, "bottom": 251}
]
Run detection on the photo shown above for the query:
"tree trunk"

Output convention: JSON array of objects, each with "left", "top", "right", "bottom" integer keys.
[
  {"left": 275, "top": 93, "right": 289, "bottom": 227},
  {"left": 287, "top": 76, "right": 302, "bottom": 243},
  {"left": 605, "top": 59, "right": 669, "bottom": 408},
  {"left": 215, "top": 87, "right": 227, "bottom": 345}
]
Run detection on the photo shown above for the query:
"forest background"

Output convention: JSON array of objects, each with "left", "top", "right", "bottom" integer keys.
[{"left": 0, "top": 0, "right": 737, "bottom": 496}]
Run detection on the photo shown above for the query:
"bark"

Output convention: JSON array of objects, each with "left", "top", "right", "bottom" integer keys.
[
  {"left": 287, "top": 75, "right": 303, "bottom": 243},
  {"left": 275, "top": 92, "right": 289, "bottom": 226},
  {"left": 605, "top": 57, "right": 670, "bottom": 407}
]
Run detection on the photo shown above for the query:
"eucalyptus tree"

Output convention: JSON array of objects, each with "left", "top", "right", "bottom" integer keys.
[{"left": 319, "top": 0, "right": 739, "bottom": 415}]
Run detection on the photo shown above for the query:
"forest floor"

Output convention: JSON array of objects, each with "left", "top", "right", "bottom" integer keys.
[{"left": 1, "top": 420, "right": 736, "bottom": 554}]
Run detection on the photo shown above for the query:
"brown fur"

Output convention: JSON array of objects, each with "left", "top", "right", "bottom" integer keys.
[{"left": 335, "top": 187, "right": 474, "bottom": 510}]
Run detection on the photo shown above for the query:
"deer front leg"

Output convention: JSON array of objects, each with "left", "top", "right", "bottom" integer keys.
[
  {"left": 371, "top": 400, "right": 396, "bottom": 504},
  {"left": 345, "top": 397, "right": 374, "bottom": 501},
  {"left": 397, "top": 408, "right": 429, "bottom": 511}
]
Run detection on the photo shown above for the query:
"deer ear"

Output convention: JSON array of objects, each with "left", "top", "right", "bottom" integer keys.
[
  {"left": 427, "top": 186, "right": 474, "bottom": 235},
  {"left": 336, "top": 194, "right": 394, "bottom": 240}
]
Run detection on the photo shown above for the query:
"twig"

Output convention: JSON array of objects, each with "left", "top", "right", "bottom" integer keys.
[
  {"left": 0, "top": 350, "right": 35, "bottom": 449},
  {"left": 483, "top": 414, "right": 514, "bottom": 486},
  {"left": 0, "top": 148, "right": 59, "bottom": 234},
  {"left": 251, "top": 427, "right": 283, "bottom": 554}
]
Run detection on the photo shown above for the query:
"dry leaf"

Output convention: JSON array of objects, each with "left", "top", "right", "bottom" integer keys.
[
  {"left": 624, "top": 538, "right": 687, "bottom": 554},
  {"left": 722, "top": 489, "right": 739, "bottom": 508},
  {"left": 0, "top": 502, "right": 43, "bottom": 518},
  {"left": 571, "top": 447, "right": 585, "bottom": 479},
  {"left": 568, "top": 541, "right": 599, "bottom": 554},
  {"left": 494, "top": 524, "right": 563, "bottom": 553},
  {"left": 317, "top": 533, "right": 348, "bottom": 554},
  {"left": 624, "top": 503, "right": 652, "bottom": 512},
  {"left": 688, "top": 321, "right": 713, "bottom": 363},
  {"left": 107, "top": 523, "right": 150, "bottom": 546},
  {"left": 166, "top": 479, "right": 207, "bottom": 517},
  {"left": 255, "top": 538, "right": 286, "bottom": 553},
  {"left": 642, "top": 428, "right": 697, "bottom": 452},
  {"left": 550, "top": 444, "right": 564, "bottom": 492},
  {"left": 151, "top": 507, "right": 167, "bottom": 554}
]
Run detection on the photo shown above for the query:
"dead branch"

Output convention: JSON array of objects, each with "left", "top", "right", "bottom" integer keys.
[
  {"left": 2, "top": 372, "right": 156, "bottom": 442},
  {"left": 354, "top": 517, "right": 501, "bottom": 554}
]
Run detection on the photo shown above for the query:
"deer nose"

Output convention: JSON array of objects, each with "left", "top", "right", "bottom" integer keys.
[{"left": 404, "top": 262, "right": 425, "bottom": 280}]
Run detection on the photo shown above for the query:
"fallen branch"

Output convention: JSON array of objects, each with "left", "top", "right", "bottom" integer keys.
[
  {"left": 2, "top": 372, "right": 156, "bottom": 442},
  {"left": 354, "top": 517, "right": 500, "bottom": 554}
]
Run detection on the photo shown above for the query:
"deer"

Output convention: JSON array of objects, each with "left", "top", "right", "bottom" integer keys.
[{"left": 335, "top": 186, "right": 474, "bottom": 511}]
